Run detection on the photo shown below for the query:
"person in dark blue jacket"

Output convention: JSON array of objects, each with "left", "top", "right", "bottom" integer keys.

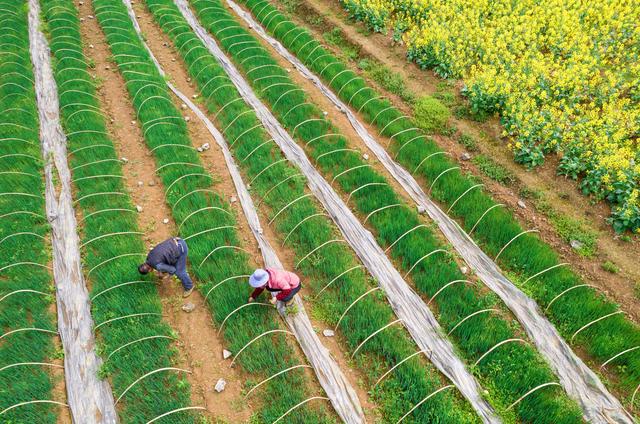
[{"left": 138, "top": 237, "right": 194, "bottom": 298}]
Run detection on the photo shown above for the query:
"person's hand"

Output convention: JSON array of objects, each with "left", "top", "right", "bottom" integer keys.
[
  {"left": 269, "top": 296, "right": 277, "bottom": 305},
  {"left": 248, "top": 296, "right": 254, "bottom": 303}
]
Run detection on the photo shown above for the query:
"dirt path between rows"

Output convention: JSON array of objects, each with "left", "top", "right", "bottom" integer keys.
[
  {"left": 78, "top": 2, "right": 253, "bottom": 421},
  {"left": 269, "top": 0, "right": 640, "bottom": 320},
  {"left": 131, "top": 1, "right": 378, "bottom": 419}
]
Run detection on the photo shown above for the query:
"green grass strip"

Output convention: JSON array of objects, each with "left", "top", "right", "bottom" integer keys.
[
  {"left": 226, "top": 0, "right": 640, "bottom": 405},
  {"left": 0, "top": 1, "right": 58, "bottom": 422},
  {"left": 186, "top": 1, "right": 586, "bottom": 421},
  {"left": 40, "top": 0, "right": 197, "bottom": 421},
  {"left": 144, "top": 0, "right": 479, "bottom": 422},
  {"left": 91, "top": 0, "right": 333, "bottom": 422}
]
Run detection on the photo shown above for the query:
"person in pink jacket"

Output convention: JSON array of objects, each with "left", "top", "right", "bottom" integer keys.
[{"left": 248, "top": 268, "right": 301, "bottom": 313}]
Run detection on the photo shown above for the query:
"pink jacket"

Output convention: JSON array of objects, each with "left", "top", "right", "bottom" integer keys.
[{"left": 266, "top": 268, "right": 300, "bottom": 290}]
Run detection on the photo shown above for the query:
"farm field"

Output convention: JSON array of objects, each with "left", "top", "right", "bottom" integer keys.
[
  {"left": 1, "top": 0, "right": 639, "bottom": 423},
  {"left": 342, "top": 0, "right": 640, "bottom": 235}
]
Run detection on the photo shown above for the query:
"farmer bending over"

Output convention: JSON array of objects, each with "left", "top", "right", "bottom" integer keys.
[
  {"left": 248, "top": 268, "right": 301, "bottom": 314},
  {"left": 138, "top": 237, "right": 194, "bottom": 298}
]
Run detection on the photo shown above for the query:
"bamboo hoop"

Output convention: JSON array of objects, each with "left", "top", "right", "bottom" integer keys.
[
  {"left": 269, "top": 193, "right": 313, "bottom": 225},
  {"left": 364, "top": 204, "right": 402, "bottom": 224},
  {"left": 494, "top": 229, "right": 539, "bottom": 261},
  {"left": 199, "top": 246, "right": 249, "bottom": 268},
  {"left": 217, "top": 302, "right": 272, "bottom": 335},
  {"left": 95, "top": 313, "right": 162, "bottom": 331},
  {"left": 116, "top": 367, "right": 191, "bottom": 404},
  {"left": 347, "top": 182, "right": 388, "bottom": 203},
  {"left": 231, "top": 329, "right": 294, "bottom": 367},
  {"left": 107, "top": 335, "right": 176, "bottom": 361},
  {"left": 428, "top": 166, "right": 459, "bottom": 193},
  {"left": 352, "top": 319, "right": 403, "bottom": 358},
  {"left": 91, "top": 281, "right": 153, "bottom": 301},
  {"left": 571, "top": 311, "right": 624, "bottom": 343},
  {"left": 330, "top": 164, "right": 372, "bottom": 185},
  {"left": 257, "top": 173, "right": 304, "bottom": 207},
  {"left": 314, "top": 265, "right": 363, "bottom": 299},
  {"left": 447, "top": 184, "right": 484, "bottom": 213},
  {"left": 523, "top": 263, "right": 569, "bottom": 284},
  {"left": 469, "top": 204, "right": 504, "bottom": 235},
  {"left": 404, "top": 249, "right": 448, "bottom": 278},
  {"left": 0, "top": 289, "right": 48, "bottom": 304},
  {"left": 448, "top": 309, "right": 499, "bottom": 336},
  {"left": 601, "top": 346, "right": 640, "bottom": 370},
  {"left": 271, "top": 397, "right": 329, "bottom": 424},
  {"left": 428, "top": 280, "right": 473, "bottom": 306},
  {"left": 544, "top": 284, "right": 597, "bottom": 313},
  {"left": 1, "top": 400, "right": 68, "bottom": 415},
  {"left": 282, "top": 213, "right": 329, "bottom": 246},
  {"left": 397, "top": 385, "right": 454, "bottom": 423},
  {"left": 203, "top": 274, "right": 251, "bottom": 303},
  {"left": 506, "top": 382, "right": 561, "bottom": 411},
  {"left": 385, "top": 224, "right": 428, "bottom": 253},
  {"left": 334, "top": 287, "right": 380, "bottom": 332},
  {"left": 474, "top": 338, "right": 527, "bottom": 366},
  {"left": 145, "top": 406, "right": 206, "bottom": 424},
  {"left": 246, "top": 365, "right": 311, "bottom": 398},
  {"left": 374, "top": 349, "right": 429, "bottom": 388},
  {"left": 296, "top": 239, "right": 346, "bottom": 268}
]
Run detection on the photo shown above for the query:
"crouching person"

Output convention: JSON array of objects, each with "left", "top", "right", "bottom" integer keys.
[
  {"left": 138, "top": 237, "right": 194, "bottom": 298},
  {"left": 248, "top": 268, "right": 301, "bottom": 314}
]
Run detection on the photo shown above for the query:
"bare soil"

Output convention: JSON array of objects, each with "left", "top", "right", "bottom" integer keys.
[
  {"left": 78, "top": 3, "right": 253, "bottom": 421},
  {"left": 270, "top": 0, "right": 640, "bottom": 320},
  {"left": 131, "top": 1, "right": 379, "bottom": 419}
]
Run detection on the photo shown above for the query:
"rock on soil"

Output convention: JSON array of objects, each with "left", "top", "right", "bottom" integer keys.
[
  {"left": 460, "top": 152, "right": 471, "bottom": 161},
  {"left": 135, "top": 205, "right": 143, "bottom": 213},
  {"left": 222, "top": 349, "right": 232, "bottom": 359},
  {"left": 517, "top": 200, "right": 527, "bottom": 209},
  {"left": 181, "top": 302, "right": 195, "bottom": 313},
  {"left": 214, "top": 378, "right": 226, "bottom": 393},
  {"left": 322, "top": 329, "right": 335, "bottom": 337},
  {"left": 570, "top": 239, "right": 584, "bottom": 250},
  {"left": 417, "top": 205, "right": 427, "bottom": 214}
]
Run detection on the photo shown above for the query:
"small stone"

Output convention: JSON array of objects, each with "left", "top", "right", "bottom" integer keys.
[
  {"left": 362, "top": 153, "right": 369, "bottom": 160},
  {"left": 148, "top": 181, "right": 155, "bottom": 186},
  {"left": 181, "top": 302, "right": 195, "bottom": 313},
  {"left": 163, "top": 42, "right": 168, "bottom": 47},
  {"left": 131, "top": 120, "right": 136, "bottom": 125},
  {"left": 322, "top": 111, "right": 328, "bottom": 116},
  {"left": 214, "top": 378, "right": 226, "bottom": 393},
  {"left": 120, "top": 157, "right": 128, "bottom": 163},
  {"left": 171, "top": 58, "right": 176, "bottom": 62},
  {"left": 187, "top": 77, "right": 192, "bottom": 82},
  {"left": 87, "top": 15, "right": 94, "bottom": 19},
  {"left": 192, "top": 94, "right": 198, "bottom": 99},
  {"left": 80, "top": 17, "right": 85, "bottom": 22},
  {"left": 137, "top": 180, "right": 144, "bottom": 187},
  {"left": 417, "top": 205, "right": 427, "bottom": 214},
  {"left": 286, "top": 69, "right": 291, "bottom": 73},
  {"left": 79, "top": 1, "right": 84, "bottom": 4},
  {"left": 222, "top": 349, "right": 232, "bottom": 359},
  {"left": 570, "top": 239, "right": 584, "bottom": 250},
  {"left": 322, "top": 329, "right": 335, "bottom": 337},
  {"left": 460, "top": 266, "right": 469, "bottom": 275},
  {"left": 181, "top": 103, "right": 187, "bottom": 110},
  {"left": 460, "top": 152, "right": 471, "bottom": 161},
  {"left": 135, "top": 205, "right": 143, "bottom": 213},
  {"left": 105, "top": 65, "right": 110, "bottom": 70},
  {"left": 230, "top": 196, "right": 237, "bottom": 203},
  {"left": 110, "top": 118, "right": 115, "bottom": 123},
  {"left": 517, "top": 200, "right": 526, "bottom": 209},
  {"left": 201, "top": 142, "right": 210, "bottom": 150},
  {"left": 184, "top": 116, "right": 191, "bottom": 122},
  {"left": 162, "top": 218, "right": 169, "bottom": 224},
  {"left": 197, "top": 147, "right": 203, "bottom": 152},
  {"left": 89, "top": 44, "right": 94, "bottom": 49}
]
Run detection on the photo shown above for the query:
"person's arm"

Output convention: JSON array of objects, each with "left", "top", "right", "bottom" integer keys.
[
  {"left": 250, "top": 287, "right": 265, "bottom": 299},
  {"left": 155, "top": 263, "right": 176, "bottom": 274}
]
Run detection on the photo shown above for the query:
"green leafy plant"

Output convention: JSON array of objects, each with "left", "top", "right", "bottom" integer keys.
[{"left": 413, "top": 95, "right": 450, "bottom": 133}]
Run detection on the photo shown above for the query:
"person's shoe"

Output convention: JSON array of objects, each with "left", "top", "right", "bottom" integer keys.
[{"left": 182, "top": 288, "right": 194, "bottom": 298}]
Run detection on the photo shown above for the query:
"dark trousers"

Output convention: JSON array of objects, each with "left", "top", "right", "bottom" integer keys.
[{"left": 280, "top": 283, "right": 302, "bottom": 302}]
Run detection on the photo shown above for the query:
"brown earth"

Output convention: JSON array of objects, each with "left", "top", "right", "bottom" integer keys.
[
  {"left": 78, "top": 2, "right": 254, "bottom": 421},
  {"left": 131, "top": 1, "right": 379, "bottom": 419},
  {"left": 268, "top": 0, "right": 640, "bottom": 321}
]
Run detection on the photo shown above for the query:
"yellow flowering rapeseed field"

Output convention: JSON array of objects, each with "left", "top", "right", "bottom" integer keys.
[{"left": 342, "top": 0, "right": 640, "bottom": 232}]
